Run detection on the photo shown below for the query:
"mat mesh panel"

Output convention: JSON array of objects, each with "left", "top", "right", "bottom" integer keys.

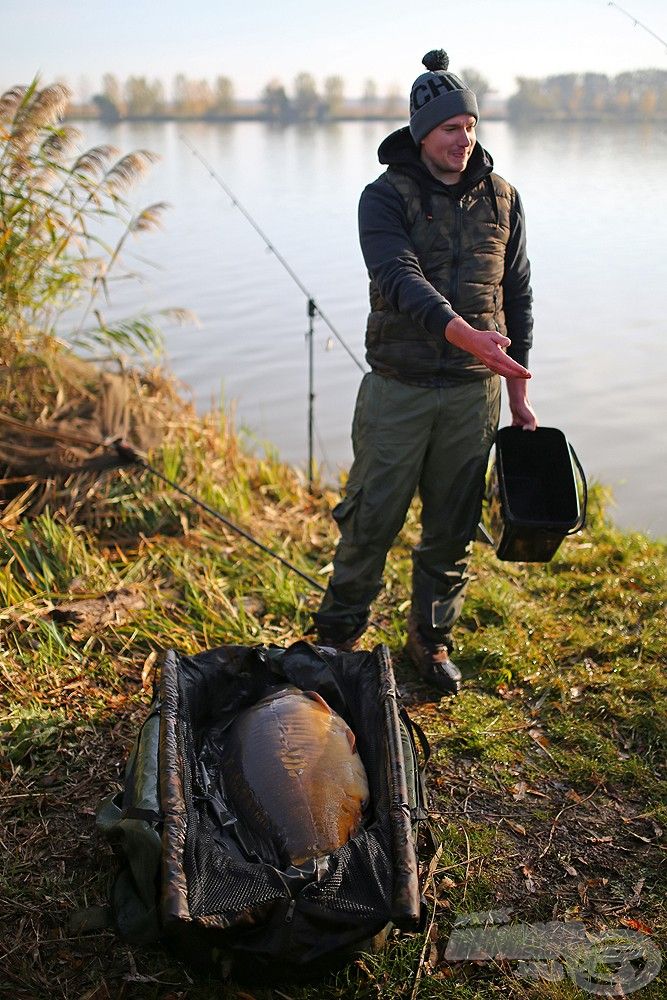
[
  {"left": 180, "top": 709, "right": 288, "bottom": 919},
  {"left": 301, "top": 831, "right": 392, "bottom": 916}
]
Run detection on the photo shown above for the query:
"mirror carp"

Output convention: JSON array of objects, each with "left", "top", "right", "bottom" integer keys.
[{"left": 221, "top": 687, "right": 370, "bottom": 867}]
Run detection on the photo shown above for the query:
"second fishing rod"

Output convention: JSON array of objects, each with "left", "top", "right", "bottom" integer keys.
[{"left": 179, "top": 132, "right": 367, "bottom": 493}]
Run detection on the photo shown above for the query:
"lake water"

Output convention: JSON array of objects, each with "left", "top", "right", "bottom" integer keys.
[{"left": 75, "top": 119, "right": 667, "bottom": 538}]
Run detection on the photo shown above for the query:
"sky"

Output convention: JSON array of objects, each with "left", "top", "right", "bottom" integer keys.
[{"left": 3, "top": 0, "right": 666, "bottom": 102}]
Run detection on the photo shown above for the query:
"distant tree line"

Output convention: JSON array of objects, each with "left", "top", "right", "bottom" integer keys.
[
  {"left": 508, "top": 70, "right": 667, "bottom": 120},
  {"left": 92, "top": 72, "right": 408, "bottom": 122},
  {"left": 89, "top": 69, "right": 667, "bottom": 123}
]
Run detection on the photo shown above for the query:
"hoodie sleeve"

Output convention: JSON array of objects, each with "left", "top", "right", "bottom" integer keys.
[
  {"left": 358, "top": 179, "right": 457, "bottom": 337},
  {"left": 502, "top": 189, "right": 534, "bottom": 368}
]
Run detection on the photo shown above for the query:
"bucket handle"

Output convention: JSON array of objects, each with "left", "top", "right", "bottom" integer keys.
[{"left": 566, "top": 445, "right": 587, "bottom": 535}]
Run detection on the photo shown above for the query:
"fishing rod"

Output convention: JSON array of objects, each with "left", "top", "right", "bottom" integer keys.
[
  {"left": 608, "top": 2, "right": 667, "bottom": 51},
  {"left": 178, "top": 132, "right": 367, "bottom": 492},
  {"left": 126, "top": 447, "right": 328, "bottom": 593},
  {"left": 115, "top": 440, "right": 391, "bottom": 641},
  {"left": 0, "top": 411, "right": 326, "bottom": 591}
]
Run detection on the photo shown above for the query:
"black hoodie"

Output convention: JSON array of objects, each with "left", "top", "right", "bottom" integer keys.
[{"left": 358, "top": 126, "right": 533, "bottom": 369}]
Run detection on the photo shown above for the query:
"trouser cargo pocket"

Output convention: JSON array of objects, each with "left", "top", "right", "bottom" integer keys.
[{"left": 333, "top": 484, "right": 365, "bottom": 547}]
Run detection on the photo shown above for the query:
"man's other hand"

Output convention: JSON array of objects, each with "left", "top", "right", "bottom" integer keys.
[{"left": 506, "top": 377, "right": 538, "bottom": 430}]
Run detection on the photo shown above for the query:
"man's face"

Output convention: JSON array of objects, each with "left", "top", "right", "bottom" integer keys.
[{"left": 420, "top": 114, "right": 477, "bottom": 181}]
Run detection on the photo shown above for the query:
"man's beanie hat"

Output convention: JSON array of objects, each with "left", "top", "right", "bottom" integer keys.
[{"left": 409, "top": 49, "right": 479, "bottom": 144}]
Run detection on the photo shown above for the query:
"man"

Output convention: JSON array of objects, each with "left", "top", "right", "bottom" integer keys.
[{"left": 313, "top": 49, "right": 537, "bottom": 696}]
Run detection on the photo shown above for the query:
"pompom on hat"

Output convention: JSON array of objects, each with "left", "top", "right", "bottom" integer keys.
[{"left": 409, "top": 49, "right": 479, "bottom": 144}]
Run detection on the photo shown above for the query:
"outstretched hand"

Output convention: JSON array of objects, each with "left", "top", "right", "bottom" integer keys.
[{"left": 445, "top": 317, "right": 531, "bottom": 380}]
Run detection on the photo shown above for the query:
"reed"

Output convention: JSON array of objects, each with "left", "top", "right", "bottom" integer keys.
[
  {"left": 0, "top": 82, "right": 172, "bottom": 359},
  {"left": 0, "top": 80, "right": 192, "bottom": 523}
]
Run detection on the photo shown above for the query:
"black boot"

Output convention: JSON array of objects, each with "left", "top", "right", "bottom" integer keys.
[{"left": 405, "top": 614, "right": 461, "bottom": 697}]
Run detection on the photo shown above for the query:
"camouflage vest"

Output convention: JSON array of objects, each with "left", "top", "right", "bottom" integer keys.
[{"left": 365, "top": 167, "right": 514, "bottom": 381}]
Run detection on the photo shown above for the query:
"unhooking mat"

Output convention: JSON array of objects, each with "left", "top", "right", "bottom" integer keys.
[{"left": 97, "top": 640, "right": 429, "bottom": 977}]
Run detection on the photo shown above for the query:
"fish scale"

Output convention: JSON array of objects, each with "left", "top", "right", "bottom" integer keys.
[{"left": 278, "top": 711, "right": 320, "bottom": 773}]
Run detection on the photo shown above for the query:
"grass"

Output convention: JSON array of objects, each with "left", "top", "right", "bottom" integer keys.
[{"left": 1, "top": 405, "right": 665, "bottom": 1000}]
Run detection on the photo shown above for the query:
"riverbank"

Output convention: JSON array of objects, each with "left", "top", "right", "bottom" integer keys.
[{"left": 2, "top": 399, "right": 665, "bottom": 999}]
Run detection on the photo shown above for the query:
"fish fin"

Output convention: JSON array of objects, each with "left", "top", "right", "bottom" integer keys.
[
  {"left": 303, "top": 690, "right": 333, "bottom": 713},
  {"left": 232, "top": 815, "right": 285, "bottom": 867},
  {"left": 346, "top": 727, "right": 356, "bottom": 753}
]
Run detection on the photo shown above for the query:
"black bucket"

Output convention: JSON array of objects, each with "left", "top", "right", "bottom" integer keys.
[{"left": 487, "top": 426, "right": 587, "bottom": 562}]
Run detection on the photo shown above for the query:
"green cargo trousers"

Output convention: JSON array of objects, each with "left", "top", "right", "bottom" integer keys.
[{"left": 314, "top": 371, "right": 501, "bottom": 645}]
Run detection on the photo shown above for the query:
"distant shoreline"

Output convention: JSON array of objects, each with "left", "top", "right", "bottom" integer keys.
[{"left": 64, "top": 109, "right": 667, "bottom": 124}]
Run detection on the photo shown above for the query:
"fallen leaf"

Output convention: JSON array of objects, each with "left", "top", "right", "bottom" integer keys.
[
  {"left": 511, "top": 781, "right": 527, "bottom": 801},
  {"left": 559, "top": 859, "right": 579, "bottom": 877},
  {"left": 528, "top": 727, "right": 550, "bottom": 748},
  {"left": 438, "top": 875, "right": 457, "bottom": 890},
  {"left": 625, "top": 878, "right": 646, "bottom": 908},
  {"left": 620, "top": 917, "right": 653, "bottom": 934},
  {"left": 521, "top": 864, "right": 536, "bottom": 893},
  {"left": 141, "top": 650, "right": 158, "bottom": 691},
  {"left": 505, "top": 819, "right": 527, "bottom": 837}
]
